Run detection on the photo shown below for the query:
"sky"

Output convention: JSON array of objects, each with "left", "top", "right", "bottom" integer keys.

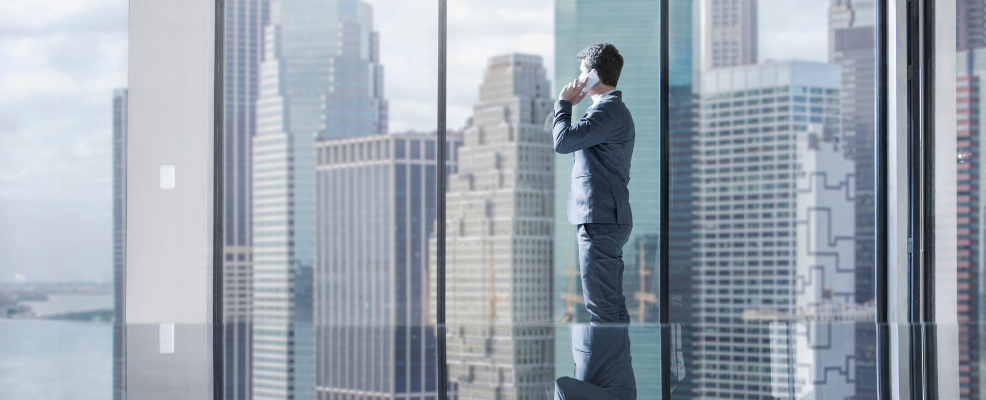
[{"left": 0, "top": 0, "right": 829, "bottom": 283}]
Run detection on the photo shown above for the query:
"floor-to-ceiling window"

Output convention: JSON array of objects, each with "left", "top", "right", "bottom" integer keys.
[
  {"left": 668, "top": 0, "right": 881, "bottom": 398},
  {"left": 0, "top": 1, "right": 128, "bottom": 398}
]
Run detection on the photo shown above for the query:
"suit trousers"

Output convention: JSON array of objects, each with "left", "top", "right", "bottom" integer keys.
[{"left": 555, "top": 223, "right": 636, "bottom": 400}]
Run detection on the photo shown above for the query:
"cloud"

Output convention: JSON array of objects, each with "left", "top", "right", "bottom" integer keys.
[
  {"left": 370, "top": 0, "right": 553, "bottom": 131},
  {"left": 0, "top": 0, "right": 125, "bottom": 283}
]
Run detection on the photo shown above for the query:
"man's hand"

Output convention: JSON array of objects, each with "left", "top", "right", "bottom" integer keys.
[{"left": 559, "top": 77, "right": 589, "bottom": 105}]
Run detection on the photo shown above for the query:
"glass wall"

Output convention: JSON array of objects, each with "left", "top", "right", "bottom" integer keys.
[
  {"left": 17, "top": 0, "right": 976, "bottom": 398},
  {"left": 442, "top": 0, "right": 665, "bottom": 398},
  {"left": 0, "top": 0, "right": 128, "bottom": 399},
  {"left": 669, "top": 0, "right": 879, "bottom": 398},
  {"left": 218, "top": 0, "right": 441, "bottom": 399}
]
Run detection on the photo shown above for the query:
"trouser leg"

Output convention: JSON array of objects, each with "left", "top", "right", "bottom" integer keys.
[
  {"left": 577, "top": 223, "right": 632, "bottom": 324},
  {"left": 555, "top": 223, "right": 635, "bottom": 399}
]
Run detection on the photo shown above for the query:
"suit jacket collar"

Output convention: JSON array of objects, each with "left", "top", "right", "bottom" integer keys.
[{"left": 591, "top": 90, "right": 622, "bottom": 108}]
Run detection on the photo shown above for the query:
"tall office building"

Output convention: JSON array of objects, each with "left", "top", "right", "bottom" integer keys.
[
  {"left": 252, "top": 0, "right": 386, "bottom": 398},
  {"left": 828, "top": 2, "right": 879, "bottom": 397},
  {"left": 704, "top": 0, "right": 758, "bottom": 70},
  {"left": 958, "top": 0, "right": 986, "bottom": 51},
  {"left": 956, "top": 48, "right": 986, "bottom": 400},
  {"left": 112, "top": 88, "right": 128, "bottom": 400},
  {"left": 222, "top": 1, "right": 268, "bottom": 398},
  {"left": 694, "top": 60, "right": 862, "bottom": 399},
  {"left": 555, "top": 2, "right": 699, "bottom": 397},
  {"left": 313, "top": 132, "right": 460, "bottom": 399},
  {"left": 436, "top": 53, "right": 555, "bottom": 399}
]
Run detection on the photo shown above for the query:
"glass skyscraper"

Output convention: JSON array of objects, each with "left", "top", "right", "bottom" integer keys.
[
  {"left": 252, "top": 0, "right": 386, "bottom": 398},
  {"left": 222, "top": 1, "right": 269, "bottom": 398},
  {"left": 112, "top": 88, "right": 128, "bottom": 400}
]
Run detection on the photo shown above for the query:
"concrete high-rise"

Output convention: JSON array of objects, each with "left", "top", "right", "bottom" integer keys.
[
  {"left": 313, "top": 132, "right": 460, "bottom": 399},
  {"left": 705, "top": 0, "right": 757, "bottom": 70},
  {"left": 694, "top": 60, "right": 862, "bottom": 399},
  {"left": 252, "top": 0, "right": 387, "bottom": 398},
  {"left": 112, "top": 88, "right": 127, "bottom": 400},
  {"left": 222, "top": 1, "right": 269, "bottom": 398},
  {"left": 435, "top": 53, "right": 555, "bottom": 399}
]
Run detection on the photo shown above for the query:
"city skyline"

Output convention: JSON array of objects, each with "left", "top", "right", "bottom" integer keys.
[
  {"left": 5, "top": 1, "right": 906, "bottom": 400},
  {"left": 1, "top": 0, "right": 839, "bottom": 284}
]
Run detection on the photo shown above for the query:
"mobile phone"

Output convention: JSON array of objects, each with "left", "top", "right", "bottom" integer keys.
[{"left": 579, "top": 70, "right": 600, "bottom": 94}]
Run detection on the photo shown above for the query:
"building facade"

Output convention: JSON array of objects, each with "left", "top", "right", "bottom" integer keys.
[
  {"left": 694, "top": 61, "right": 861, "bottom": 399},
  {"left": 828, "top": 2, "right": 879, "bottom": 396},
  {"left": 112, "top": 88, "right": 128, "bottom": 400},
  {"left": 252, "top": 0, "right": 386, "bottom": 398},
  {"left": 704, "top": 0, "right": 757, "bottom": 70},
  {"left": 956, "top": 47, "right": 986, "bottom": 400},
  {"left": 958, "top": 0, "right": 986, "bottom": 52},
  {"left": 222, "top": 1, "right": 269, "bottom": 398},
  {"left": 436, "top": 53, "right": 555, "bottom": 399},
  {"left": 313, "top": 132, "right": 459, "bottom": 399}
]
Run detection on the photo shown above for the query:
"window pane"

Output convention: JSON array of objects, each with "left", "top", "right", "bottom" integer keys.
[
  {"left": 670, "top": 0, "right": 878, "bottom": 398},
  {"left": 443, "top": 1, "right": 665, "bottom": 398},
  {"left": 0, "top": 0, "right": 128, "bottom": 398},
  {"left": 221, "top": 0, "right": 440, "bottom": 398}
]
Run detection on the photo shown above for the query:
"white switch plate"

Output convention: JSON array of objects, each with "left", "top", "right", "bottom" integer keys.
[
  {"left": 159, "top": 323, "right": 175, "bottom": 354},
  {"left": 160, "top": 165, "right": 175, "bottom": 189}
]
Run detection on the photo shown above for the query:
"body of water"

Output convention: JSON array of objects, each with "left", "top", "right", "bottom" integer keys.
[
  {"left": 21, "top": 294, "right": 113, "bottom": 318},
  {"left": 0, "top": 319, "right": 112, "bottom": 400}
]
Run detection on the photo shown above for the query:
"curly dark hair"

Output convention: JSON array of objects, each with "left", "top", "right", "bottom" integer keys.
[{"left": 576, "top": 43, "right": 624, "bottom": 87}]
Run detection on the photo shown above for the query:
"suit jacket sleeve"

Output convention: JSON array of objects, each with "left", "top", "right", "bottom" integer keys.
[{"left": 551, "top": 99, "right": 615, "bottom": 154}]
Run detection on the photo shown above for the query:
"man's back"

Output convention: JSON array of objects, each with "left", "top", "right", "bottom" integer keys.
[{"left": 552, "top": 90, "right": 635, "bottom": 226}]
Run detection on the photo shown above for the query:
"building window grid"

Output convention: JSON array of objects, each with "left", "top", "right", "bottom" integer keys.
[{"left": 695, "top": 84, "right": 840, "bottom": 394}]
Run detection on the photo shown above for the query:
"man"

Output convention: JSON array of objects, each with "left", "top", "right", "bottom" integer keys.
[{"left": 551, "top": 43, "right": 637, "bottom": 399}]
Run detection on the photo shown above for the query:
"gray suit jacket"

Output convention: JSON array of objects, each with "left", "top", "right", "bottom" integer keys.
[{"left": 552, "top": 90, "right": 635, "bottom": 226}]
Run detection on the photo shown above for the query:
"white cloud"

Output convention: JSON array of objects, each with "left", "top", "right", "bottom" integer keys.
[
  {"left": 0, "top": 0, "right": 125, "bottom": 283},
  {"left": 369, "top": 0, "right": 554, "bottom": 131}
]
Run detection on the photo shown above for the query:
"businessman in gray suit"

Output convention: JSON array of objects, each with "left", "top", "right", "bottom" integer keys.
[{"left": 551, "top": 43, "right": 637, "bottom": 400}]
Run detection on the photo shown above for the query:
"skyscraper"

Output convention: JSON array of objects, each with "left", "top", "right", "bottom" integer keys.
[
  {"left": 252, "top": 0, "right": 386, "bottom": 398},
  {"left": 694, "top": 60, "right": 861, "bottom": 399},
  {"left": 956, "top": 47, "right": 986, "bottom": 400},
  {"left": 313, "top": 132, "right": 460, "bottom": 399},
  {"left": 112, "top": 88, "right": 128, "bottom": 400},
  {"left": 437, "top": 53, "right": 555, "bottom": 399},
  {"left": 828, "top": 2, "right": 878, "bottom": 396},
  {"left": 958, "top": 0, "right": 986, "bottom": 52},
  {"left": 704, "top": 0, "right": 758, "bottom": 70},
  {"left": 223, "top": 1, "right": 268, "bottom": 398}
]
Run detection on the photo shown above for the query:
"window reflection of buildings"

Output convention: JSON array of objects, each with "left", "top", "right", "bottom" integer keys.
[{"left": 695, "top": 60, "right": 868, "bottom": 399}]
